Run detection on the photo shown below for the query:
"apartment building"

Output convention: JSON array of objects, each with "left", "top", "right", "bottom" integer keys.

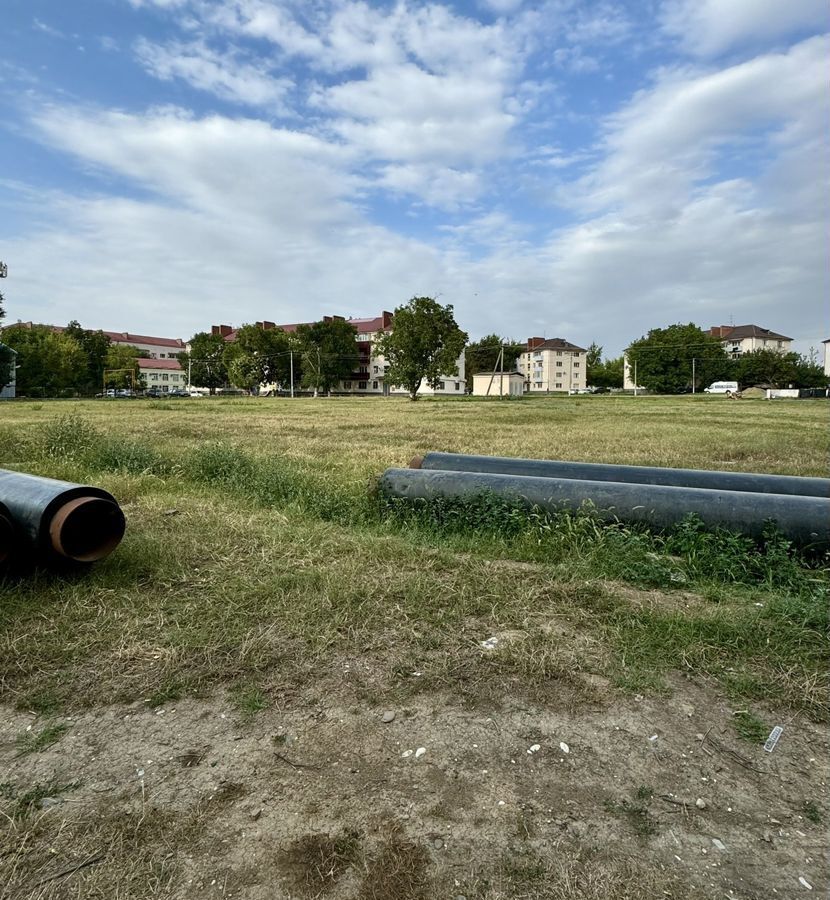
[
  {"left": 708, "top": 325, "right": 793, "bottom": 358},
  {"left": 7, "top": 322, "right": 185, "bottom": 359},
  {"left": 516, "top": 337, "right": 587, "bottom": 392},
  {"left": 137, "top": 357, "right": 186, "bottom": 391},
  {"left": 211, "top": 310, "right": 466, "bottom": 396}
]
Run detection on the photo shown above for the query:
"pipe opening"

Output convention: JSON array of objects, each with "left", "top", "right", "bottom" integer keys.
[
  {"left": 0, "top": 514, "right": 14, "bottom": 564},
  {"left": 49, "top": 496, "right": 126, "bottom": 562},
  {"left": 409, "top": 455, "right": 424, "bottom": 469}
]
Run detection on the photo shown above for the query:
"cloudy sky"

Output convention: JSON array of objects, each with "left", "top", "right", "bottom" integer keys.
[{"left": 1, "top": 0, "right": 827, "bottom": 355}]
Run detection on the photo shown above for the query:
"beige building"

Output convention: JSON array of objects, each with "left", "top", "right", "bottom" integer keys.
[
  {"left": 823, "top": 339, "right": 830, "bottom": 377},
  {"left": 137, "top": 357, "right": 186, "bottom": 391},
  {"left": 708, "top": 324, "right": 793, "bottom": 358},
  {"left": 472, "top": 371, "right": 524, "bottom": 397},
  {"left": 516, "top": 337, "right": 587, "bottom": 393}
]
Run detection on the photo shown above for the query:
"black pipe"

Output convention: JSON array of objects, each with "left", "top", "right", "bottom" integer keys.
[
  {"left": 411, "top": 452, "right": 830, "bottom": 499},
  {"left": 381, "top": 467, "right": 830, "bottom": 549},
  {"left": 0, "top": 501, "right": 15, "bottom": 564},
  {"left": 0, "top": 469, "right": 126, "bottom": 564}
]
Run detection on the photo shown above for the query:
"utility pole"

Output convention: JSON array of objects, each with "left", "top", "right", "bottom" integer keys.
[
  {"left": 187, "top": 352, "right": 192, "bottom": 391},
  {"left": 634, "top": 359, "right": 638, "bottom": 397},
  {"left": 485, "top": 346, "right": 504, "bottom": 397},
  {"left": 692, "top": 358, "right": 696, "bottom": 394},
  {"left": 289, "top": 350, "right": 294, "bottom": 399}
]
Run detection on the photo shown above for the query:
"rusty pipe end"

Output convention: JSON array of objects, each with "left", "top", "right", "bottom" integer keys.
[
  {"left": 49, "top": 496, "right": 126, "bottom": 563},
  {"left": 409, "top": 455, "right": 424, "bottom": 469},
  {"left": 0, "top": 513, "right": 14, "bottom": 564}
]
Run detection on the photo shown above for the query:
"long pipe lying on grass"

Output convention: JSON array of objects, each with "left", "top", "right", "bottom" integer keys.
[
  {"left": 0, "top": 469, "right": 126, "bottom": 565},
  {"left": 0, "top": 501, "right": 15, "bottom": 564},
  {"left": 410, "top": 452, "right": 830, "bottom": 499},
  {"left": 382, "top": 467, "right": 830, "bottom": 549}
]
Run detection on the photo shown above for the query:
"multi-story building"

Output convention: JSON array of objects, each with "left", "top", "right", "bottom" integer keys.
[
  {"left": 137, "top": 357, "right": 186, "bottom": 392},
  {"left": 516, "top": 337, "right": 587, "bottom": 393},
  {"left": 708, "top": 325, "right": 793, "bottom": 358},
  {"left": 5, "top": 322, "right": 185, "bottom": 359},
  {"left": 211, "top": 310, "right": 466, "bottom": 396}
]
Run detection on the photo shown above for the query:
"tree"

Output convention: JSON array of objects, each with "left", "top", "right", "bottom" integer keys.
[
  {"left": 1, "top": 324, "right": 87, "bottom": 396},
  {"left": 296, "top": 319, "right": 358, "bottom": 397},
  {"left": 64, "top": 320, "right": 111, "bottom": 395},
  {"left": 104, "top": 343, "right": 149, "bottom": 391},
  {"left": 179, "top": 332, "right": 229, "bottom": 394},
  {"left": 590, "top": 355, "right": 624, "bottom": 388},
  {"left": 627, "top": 323, "right": 729, "bottom": 394},
  {"left": 734, "top": 348, "right": 825, "bottom": 389},
  {"left": 223, "top": 324, "right": 292, "bottom": 393},
  {"left": 465, "top": 334, "right": 525, "bottom": 387},
  {"left": 375, "top": 297, "right": 468, "bottom": 401}
]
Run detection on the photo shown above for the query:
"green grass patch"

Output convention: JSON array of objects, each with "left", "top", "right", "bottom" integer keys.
[
  {"left": 732, "top": 710, "right": 770, "bottom": 744},
  {"left": 15, "top": 722, "right": 68, "bottom": 756}
]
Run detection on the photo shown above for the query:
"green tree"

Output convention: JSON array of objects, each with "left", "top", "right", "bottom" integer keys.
[
  {"left": 734, "top": 349, "right": 825, "bottom": 389},
  {"left": 64, "top": 320, "right": 111, "bottom": 395},
  {"left": 179, "top": 332, "right": 229, "bottom": 394},
  {"left": 1, "top": 324, "right": 87, "bottom": 397},
  {"left": 296, "top": 319, "right": 358, "bottom": 397},
  {"left": 627, "top": 323, "right": 729, "bottom": 394},
  {"left": 590, "top": 355, "right": 624, "bottom": 388},
  {"left": 375, "top": 297, "right": 468, "bottom": 401},
  {"left": 104, "top": 343, "right": 150, "bottom": 391},
  {"left": 465, "top": 334, "right": 525, "bottom": 387},
  {"left": 223, "top": 324, "right": 292, "bottom": 393}
]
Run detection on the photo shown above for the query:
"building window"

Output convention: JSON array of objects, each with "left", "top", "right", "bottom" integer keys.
[
  {"left": 555, "top": 382, "right": 562, "bottom": 388},
  {"left": 359, "top": 381, "right": 367, "bottom": 390},
  {"left": 373, "top": 381, "right": 378, "bottom": 389},
  {"left": 573, "top": 362, "right": 580, "bottom": 368},
  {"left": 534, "top": 381, "right": 542, "bottom": 388},
  {"left": 439, "top": 381, "right": 445, "bottom": 390},
  {"left": 556, "top": 361, "right": 563, "bottom": 367},
  {"left": 455, "top": 382, "right": 460, "bottom": 390},
  {"left": 344, "top": 381, "right": 352, "bottom": 389},
  {"left": 373, "top": 366, "right": 378, "bottom": 373},
  {"left": 162, "top": 374, "right": 169, "bottom": 381},
  {"left": 556, "top": 351, "right": 562, "bottom": 356}
]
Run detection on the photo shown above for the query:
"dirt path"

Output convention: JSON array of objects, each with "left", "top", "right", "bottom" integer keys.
[{"left": 2, "top": 675, "right": 827, "bottom": 899}]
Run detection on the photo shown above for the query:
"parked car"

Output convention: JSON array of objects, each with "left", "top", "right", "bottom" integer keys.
[
  {"left": 704, "top": 381, "right": 739, "bottom": 394},
  {"left": 167, "top": 388, "right": 190, "bottom": 398}
]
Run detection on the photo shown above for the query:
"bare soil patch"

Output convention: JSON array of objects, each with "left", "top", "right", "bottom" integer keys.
[{"left": 2, "top": 675, "right": 826, "bottom": 899}]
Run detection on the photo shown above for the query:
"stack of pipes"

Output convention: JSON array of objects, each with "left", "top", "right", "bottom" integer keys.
[{"left": 380, "top": 453, "right": 830, "bottom": 549}]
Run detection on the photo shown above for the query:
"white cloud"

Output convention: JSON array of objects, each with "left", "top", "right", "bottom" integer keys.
[
  {"left": 134, "top": 38, "right": 292, "bottom": 109},
  {"left": 661, "top": 0, "right": 829, "bottom": 57},
  {"left": 568, "top": 36, "right": 829, "bottom": 216}
]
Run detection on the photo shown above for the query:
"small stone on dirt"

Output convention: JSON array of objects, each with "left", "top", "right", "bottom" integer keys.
[
  {"left": 559, "top": 742, "right": 570, "bottom": 754},
  {"left": 696, "top": 733, "right": 705, "bottom": 741},
  {"left": 382, "top": 711, "right": 396, "bottom": 723},
  {"left": 696, "top": 798, "right": 707, "bottom": 809},
  {"left": 528, "top": 744, "right": 541, "bottom": 754},
  {"left": 251, "top": 808, "right": 262, "bottom": 821},
  {"left": 798, "top": 877, "right": 813, "bottom": 890},
  {"left": 415, "top": 747, "right": 426, "bottom": 758},
  {"left": 433, "top": 838, "right": 444, "bottom": 850},
  {"left": 39, "top": 797, "right": 61, "bottom": 809},
  {"left": 711, "top": 838, "right": 726, "bottom": 852}
]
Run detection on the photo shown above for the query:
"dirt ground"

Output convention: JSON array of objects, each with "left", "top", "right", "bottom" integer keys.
[{"left": 2, "top": 671, "right": 827, "bottom": 900}]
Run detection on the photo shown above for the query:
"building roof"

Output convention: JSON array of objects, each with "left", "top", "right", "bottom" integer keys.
[
  {"left": 137, "top": 357, "right": 183, "bottom": 371},
  {"left": 526, "top": 337, "right": 587, "bottom": 353},
  {"left": 349, "top": 313, "right": 393, "bottom": 334},
  {"left": 5, "top": 322, "right": 184, "bottom": 348},
  {"left": 213, "top": 311, "right": 394, "bottom": 342},
  {"left": 103, "top": 331, "right": 185, "bottom": 348},
  {"left": 709, "top": 324, "right": 792, "bottom": 342}
]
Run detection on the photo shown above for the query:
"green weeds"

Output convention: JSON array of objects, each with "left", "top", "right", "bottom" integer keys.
[{"left": 15, "top": 722, "right": 68, "bottom": 756}]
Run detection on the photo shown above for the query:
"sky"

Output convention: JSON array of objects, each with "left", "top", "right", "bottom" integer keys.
[{"left": 1, "top": 0, "right": 828, "bottom": 356}]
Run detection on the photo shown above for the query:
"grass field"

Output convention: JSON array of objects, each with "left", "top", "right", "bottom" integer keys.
[{"left": 1, "top": 394, "right": 828, "bottom": 899}]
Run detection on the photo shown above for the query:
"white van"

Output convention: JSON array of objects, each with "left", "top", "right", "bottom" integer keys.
[{"left": 704, "top": 381, "right": 739, "bottom": 394}]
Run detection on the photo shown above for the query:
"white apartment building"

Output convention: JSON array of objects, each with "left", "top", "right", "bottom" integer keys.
[
  {"left": 708, "top": 325, "right": 793, "bottom": 358},
  {"left": 137, "top": 357, "right": 187, "bottom": 391},
  {"left": 517, "top": 337, "right": 587, "bottom": 392},
  {"left": 822, "top": 339, "right": 829, "bottom": 377}
]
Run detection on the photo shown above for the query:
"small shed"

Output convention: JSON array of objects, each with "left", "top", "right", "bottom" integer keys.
[{"left": 472, "top": 371, "right": 525, "bottom": 397}]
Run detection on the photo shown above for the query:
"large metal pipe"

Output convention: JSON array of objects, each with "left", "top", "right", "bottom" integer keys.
[
  {"left": 0, "top": 501, "right": 15, "bottom": 564},
  {"left": 411, "top": 452, "right": 830, "bottom": 499},
  {"left": 381, "top": 468, "right": 830, "bottom": 549},
  {"left": 0, "top": 469, "right": 126, "bottom": 564}
]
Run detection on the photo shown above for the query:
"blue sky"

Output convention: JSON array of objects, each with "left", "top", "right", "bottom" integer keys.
[{"left": 1, "top": 0, "right": 828, "bottom": 355}]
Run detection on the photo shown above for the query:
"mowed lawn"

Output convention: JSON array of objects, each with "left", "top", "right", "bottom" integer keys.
[{"left": 1, "top": 395, "right": 828, "bottom": 900}]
